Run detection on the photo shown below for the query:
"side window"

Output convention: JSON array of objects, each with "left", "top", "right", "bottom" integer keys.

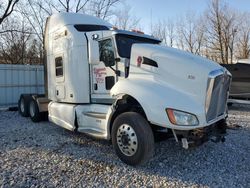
[
  {"left": 55, "top": 57, "right": 63, "bottom": 77},
  {"left": 99, "top": 39, "right": 115, "bottom": 67}
]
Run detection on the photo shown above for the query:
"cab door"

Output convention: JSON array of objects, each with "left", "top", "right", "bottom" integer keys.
[{"left": 86, "top": 32, "right": 117, "bottom": 103}]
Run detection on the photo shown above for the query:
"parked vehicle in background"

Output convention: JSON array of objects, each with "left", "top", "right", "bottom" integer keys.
[
  {"left": 18, "top": 13, "right": 231, "bottom": 166},
  {"left": 221, "top": 59, "right": 250, "bottom": 103}
]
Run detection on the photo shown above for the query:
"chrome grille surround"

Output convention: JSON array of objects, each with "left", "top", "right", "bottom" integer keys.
[{"left": 205, "top": 68, "right": 231, "bottom": 123}]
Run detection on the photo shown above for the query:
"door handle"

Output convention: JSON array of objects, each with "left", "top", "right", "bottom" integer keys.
[{"left": 94, "top": 83, "right": 98, "bottom": 90}]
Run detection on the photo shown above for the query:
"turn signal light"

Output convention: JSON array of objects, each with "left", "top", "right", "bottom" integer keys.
[{"left": 166, "top": 109, "right": 177, "bottom": 125}]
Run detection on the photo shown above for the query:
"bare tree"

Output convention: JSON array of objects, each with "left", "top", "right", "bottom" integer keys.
[
  {"left": 8, "top": 0, "right": 55, "bottom": 65},
  {"left": 167, "top": 20, "right": 175, "bottom": 47},
  {"left": 58, "top": 0, "right": 70, "bottom": 12},
  {"left": 26, "top": 39, "right": 41, "bottom": 65},
  {"left": 0, "top": 18, "right": 32, "bottom": 64},
  {"left": 1, "top": 0, "right": 249, "bottom": 66},
  {"left": 205, "top": 0, "right": 239, "bottom": 64},
  {"left": 19, "top": 0, "right": 49, "bottom": 43},
  {"left": 237, "top": 28, "right": 250, "bottom": 59},
  {"left": 113, "top": 4, "right": 140, "bottom": 30},
  {"left": 0, "top": 0, "right": 19, "bottom": 25},
  {"left": 195, "top": 17, "right": 206, "bottom": 55},
  {"left": 152, "top": 20, "right": 167, "bottom": 45},
  {"left": 175, "top": 12, "right": 206, "bottom": 55},
  {"left": 223, "top": 9, "right": 239, "bottom": 64},
  {"left": 235, "top": 12, "right": 250, "bottom": 59},
  {"left": 55, "top": 0, "right": 90, "bottom": 13},
  {"left": 75, "top": 0, "right": 90, "bottom": 12},
  {"left": 152, "top": 19, "right": 175, "bottom": 47},
  {"left": 178, "top": 12, "right": 197, "bottom": 53},
  {"left": 205, "top": 0, "right": 225, "bottom": 63},
  {"left": 0, "top": 0, "right": 122, "bottom": 65},
  {"left": 88, "top": 0, "right": 120, "bottom": 20}
]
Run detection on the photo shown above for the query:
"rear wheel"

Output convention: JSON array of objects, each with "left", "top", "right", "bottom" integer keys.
[
  {"left": 112, "top": 112, "right": 154, "bottom": 166},
  {"left": 29, "top": 99, "right": 42, "bottom": 122},
  {"left": 18, "top": 95, "right": 30, "bottom": 117}
]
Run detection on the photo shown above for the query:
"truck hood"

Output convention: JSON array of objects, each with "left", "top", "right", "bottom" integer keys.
[{"left": 129, "top": 44, "right": 224, "bottom": 107}]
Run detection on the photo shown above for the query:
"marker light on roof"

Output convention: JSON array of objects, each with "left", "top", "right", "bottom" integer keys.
[
  {"left": 111, "top": 26, "right": 118, "bottom": 30},
  {"left": 131, "top": 29, "right": 144, "bottom": 34}
]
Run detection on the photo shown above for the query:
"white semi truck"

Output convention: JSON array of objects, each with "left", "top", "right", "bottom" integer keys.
[{"left": 18, "top": 13, "right": 231, "bottom": 165}]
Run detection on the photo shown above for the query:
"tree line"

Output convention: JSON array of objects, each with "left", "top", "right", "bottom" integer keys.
[
  {"left": 0, "top": 0, "right": 249, "bottom": 65},
  {"left": 0, "top": 0, "right": 139, "bottom": 65},
  {"left": 152, "top": 0, "right": 250, "bottom": 64}
]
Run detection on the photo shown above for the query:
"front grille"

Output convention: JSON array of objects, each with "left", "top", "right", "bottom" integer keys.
[{"left": 206, "top": 69, "right": 231, "bottom": 122}]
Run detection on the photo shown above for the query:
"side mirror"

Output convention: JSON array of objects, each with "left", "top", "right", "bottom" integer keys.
[
  {"left": 101, "top": 50, "right": 115, "bottom": 67},
  {"left": 89, "top": 40, "right": 100, "bottom": 65}
]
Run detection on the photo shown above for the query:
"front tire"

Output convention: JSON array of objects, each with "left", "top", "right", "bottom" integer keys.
[{"left": 112, "top": 112, "right": 154, "bottom": 166}]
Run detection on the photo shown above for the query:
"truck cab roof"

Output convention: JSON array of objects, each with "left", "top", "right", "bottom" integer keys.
[
  {"left": 47, "top": 12, "right": 161, "bottom": 43},
  {"left": 48, "top": 12, "right": 112, "bottom": 31}
]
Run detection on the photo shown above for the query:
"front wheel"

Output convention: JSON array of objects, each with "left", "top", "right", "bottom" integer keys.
[{"left": 112, "top": 112, "right": 154, "bottom": 166}]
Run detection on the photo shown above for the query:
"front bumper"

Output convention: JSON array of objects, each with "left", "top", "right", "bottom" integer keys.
[{"left": 173, "top": 119, "right": 227, "bottom": 149}]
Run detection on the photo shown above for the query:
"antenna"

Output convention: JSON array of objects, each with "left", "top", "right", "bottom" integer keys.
[{"left": 150, "top": 8, "right": 152, "bottom": 34}]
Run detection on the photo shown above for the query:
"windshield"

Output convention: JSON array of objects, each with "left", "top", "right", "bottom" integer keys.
[{"left": 115, "top": 34, "right": 160, "bottom": 58}]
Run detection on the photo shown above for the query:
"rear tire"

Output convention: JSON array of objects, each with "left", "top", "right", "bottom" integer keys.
[
  {"left": 29, "top": 99, "right": 42, "bottom": 122},
  {"left": 112, "top": 112, "right": 154, "bottom": 166},
  {"left": 18, "top": 95, "right": 31, "bottom": 117}
]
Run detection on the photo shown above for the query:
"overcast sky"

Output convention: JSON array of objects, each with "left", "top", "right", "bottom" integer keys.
[{"left": 125, "top": 0, "right": 250, "bottom": 33}]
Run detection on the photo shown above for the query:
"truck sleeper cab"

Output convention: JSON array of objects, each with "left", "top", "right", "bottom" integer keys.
[{"left": 18, "top": 13, "right": 231, "bottom": 166}]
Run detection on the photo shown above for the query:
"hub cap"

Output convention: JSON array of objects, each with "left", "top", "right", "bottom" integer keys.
[{"left": 117, "top": 124, "right": 138, "bottom": 156}]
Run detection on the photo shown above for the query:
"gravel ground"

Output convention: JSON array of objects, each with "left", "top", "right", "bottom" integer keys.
[{"left": 0, "top": 105, "right": 249, "bottom": 187}]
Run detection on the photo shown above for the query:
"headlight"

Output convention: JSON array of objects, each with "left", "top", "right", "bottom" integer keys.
[{"left": 166, "top": 109, "right": 199, "bottom": 126}]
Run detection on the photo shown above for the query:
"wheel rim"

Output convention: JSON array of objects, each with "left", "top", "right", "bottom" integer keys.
[
  {"left": 20, "top": 99, "right": 25, "bottom": 113},
  {"left": 117, "top": 124, "right": 138, "bottom": 156},
  {"left": 29, "top": 101, "right": 35, "bottom": 117}
]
